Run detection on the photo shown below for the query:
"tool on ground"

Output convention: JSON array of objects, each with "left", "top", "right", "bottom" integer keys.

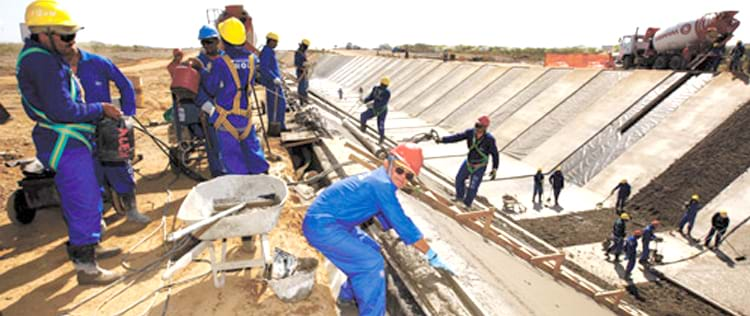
[
  {"left": 502, "top": 194, "right": 527, "bottom": 213},
  {"left": 650, "top": 237, "right": 664, "bottom": 264},
  {"left": 595, "top": 192, "right": 615, "bottom": 210},
  {"left": 0, "top": 101, "right": 11, "bottom": 124},
  {"left": 249, "top": 84, "right": 282, "bottom": 162},
  {"left": 723, "top": 240, "right": 747, "bottom": 262},
  {"left": 268, "top": 85, "right": 282, "bottom": 136},
  {"left": 268, "top": 249, "right": 318, "bottom": 302}
]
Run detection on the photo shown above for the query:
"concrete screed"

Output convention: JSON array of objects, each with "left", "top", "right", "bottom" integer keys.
[
  {"left": 390, "top": 63, "right": 461, "bottom": 110},
  {"left": 401, "top": 63, "right": 483, "bottom": 116}
]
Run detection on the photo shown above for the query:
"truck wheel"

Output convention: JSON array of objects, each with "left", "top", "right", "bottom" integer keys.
[
  {"left": 669, "top": 56, "right": 684, "bottom": 70},
  {"left": 7, "top": 190, "right": 37, "bottom": 225},
  {"left": 653, "top": 56, "right": 669, "bottom": 69},
  {"left": 623, "top": 56, "right": 634, "bottom": 69}
]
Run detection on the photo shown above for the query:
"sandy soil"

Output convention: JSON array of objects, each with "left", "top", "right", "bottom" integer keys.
[{"left": 0, "top": 50, "right": 335, "bottom": 315}]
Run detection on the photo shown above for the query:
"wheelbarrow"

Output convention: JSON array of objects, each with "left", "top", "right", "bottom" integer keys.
[
  {"left": 502, "top": 194, "right": 527, "bottom": 213},
  {"left": 162, "top": 174, "right": 288, "bottom": 287}
]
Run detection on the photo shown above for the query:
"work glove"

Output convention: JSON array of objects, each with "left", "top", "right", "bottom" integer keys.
[
  {"left": 273, "top": 78, "right": 282, "bottom": 86},
  {"left": 434, "top": 137, "right": 442, "bottom": 144},
  {"left": 489, "top": 169, "right": 497, "bottom": 180},
  {"left": 424, "top": 248, "right": 455, "bottom": 275},
  {"left": 655, "top": 237, "right": 664, "bottom": 242},
  {"left": 123, "top": 116, "right": 134, "bottom": 129},
  {"left": 200, "top": 101, "right": 215, "bottom": 116}
]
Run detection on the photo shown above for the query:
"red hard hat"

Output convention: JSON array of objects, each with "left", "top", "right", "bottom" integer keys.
[
  {"left": 390, "top": 143, "right": 423, "bottom": 176},
  {"left": 652, "top": 220, "right": 661, "bottom": 226},
  {"left": 478, "top": 115, "right": 490, "bottom": 127}
]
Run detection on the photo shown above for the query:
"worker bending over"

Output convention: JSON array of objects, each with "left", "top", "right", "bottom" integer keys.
[{"left": 705, "top": 210, "right": 730, "bottom": 249}]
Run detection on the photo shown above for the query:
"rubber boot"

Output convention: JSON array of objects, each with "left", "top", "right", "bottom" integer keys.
[
  {"left": 121, "top": 192, "right": 151, "bottom": 224},
  {"left": 67, "top": 243, "right": 121, "bottom": 285},
  {"left": 359, "top": 121, "right": 366, "bottom": 133},
  {"left": 378, "top": 134, "right": 385, "bottom": 145},
  {"left": 95, "top": 243, "right": 122, "bottom": 259}
]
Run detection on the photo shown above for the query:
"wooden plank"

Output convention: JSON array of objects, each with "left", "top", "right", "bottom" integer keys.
[
  {"left": 455, "top": 210, "right": 492, "bottom": 222},
  {"left": 345, "top": 141, "right": 380, "bottom": 162},
  {"left": 281, "top": 130, "right": 317, "bottom": 143},
  {"left": 530, "top": 253, "right": 565, "bottom": 277},
  {"left": 349, "top": 154, "right": 377, "bottom": 171},
  {"left": 594, "top": 289, "right": 626, "bottom": 306}
]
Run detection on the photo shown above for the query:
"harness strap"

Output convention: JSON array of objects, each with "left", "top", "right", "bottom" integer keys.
[
  {"left": 465, "top": 131, "right": 488, "bottom": 174},
  {"left": 213, "top": 55, "right": 254, "bottom": 140}
]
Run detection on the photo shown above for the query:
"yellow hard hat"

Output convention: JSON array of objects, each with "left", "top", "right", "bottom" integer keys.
[
  {"left": 692, "top": 194, "right": 700, "bottom": 200},
  {"left": 266, "top": 32, "right": 279, "bottom": 41},
  {"left": 301, "top": 38, "right": 311, "bottom": 46},
  {"left": 380, "top": 76, "right": 390, "bottom": 86},
  {"left": 537, "top": 167, "right": 543, "bottom": 172},
  {"left": 621, "top": 179, "right": 628, "bottom": 184},
  {"left": 556, "top": 166, "right": 562, "bottom": 171},
  {"left": 620, "top": 213, "right": 630, "bottom": 220},
  {"left": 25, "top": 0, "right": 79, "bottom": 29},
  {"left": 218, "top": 18, "right": 246, "bottom": 46},
  {"left": 720, "top": 210, "right": 728, "bottom": 217}
]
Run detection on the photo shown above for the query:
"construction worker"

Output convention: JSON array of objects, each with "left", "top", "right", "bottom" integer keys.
[
  {"left": 436, "top": 116, "right": 499, "bottom": 208},
  {"left": 705, "top": 210, "right": 730, "bottom": 249},
  {"left": 678, "top": 194, "right": 701, "bottom": 239},
  {"left": 17, "top": 0, "right": 122, "bottom": 285},
  {"left": 532, "top": 168, "right": 544, "bottom": 204},
  {"left": 63, "top": 42, "right": 151, "bottom": 224},
  {"left": 295, "top": 38, "right": 311, "bottom": 105},
  {"left": 549, "top": 166, "right": 565, "bottom": 207},
  {"left": 639, "top": 220, "right": 661, "bottom": 264},
  {"left": 199, "top": 18, "right": 269, "bottom": 175},
  {"left": 303, "top": 143, "right": 453, "bottom": 316},
  {"left": 730, "top": 40, "right": 745, "bottom": 73},
  {"left": 360, "top": 77, "right": 391, "bottom": 145},
  {"left": 605, "top": 212, "right": 629, "bottom": 261},
  {"left": 338, "top": 87, "right": 344, "bottom": 100},
  {"left": 623, "top": 229, "right": 642, "bottom": 280},
  {"left": 259, "top": 32, "right": 287, "bottom": 134},
  {"left": 611, "top": 179, "right": 631, "bottom": 214}
]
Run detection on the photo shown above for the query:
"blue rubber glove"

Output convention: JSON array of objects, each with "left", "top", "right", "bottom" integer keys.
[{"left": 425, "top": 248, "right": 455, "bottom": 275}]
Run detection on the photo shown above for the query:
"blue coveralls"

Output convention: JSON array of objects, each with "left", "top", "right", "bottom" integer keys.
[
  {"left": 678, "top": 200, "right": 701, "bottom": 235},
  {"left": 195, "top": 50, "right": 224, "bottom": 177},
  {"left": 606, "top": 218, "right": 627, "bottom": 258},
  {"left": 705, "top": 213, "right": 730, "bottom": 247},
  {"left": 74, "top": 49, "right": 136, "bottom": 195},
  {"left": 259, "top": 45, "right": 286, "bottom": 130},
  {"left": 294, "top": 47, "right": 308, "bottom": 102},
  {"left": 612, "top": 182, "right": 631, "bottom": 212},
  {"left": 533, "top": 171, "right": 544, "bottom": 203},
  {"left": 639, "top": 224, "right": 657, "bottom": 262},
  {"left": 549, "top": 170, "right": 565, "bottom": 205},
  {"left": 624, "top": 235, "right": 639, "bottom": 278},
  {"left": 441, "top": 128, "right": 499, "bottom": 207},
  {"left": 360, "top": 85, "right": 391, "bottom": 143},
  {"left": 303, "top": 167, "right": 423, "bottom": 316},
  {"left": 202, "top": 45, "right": 269, "bottom": 175},
  {"left": 16, "top": 40, "right": 104, "bottom": 246}
]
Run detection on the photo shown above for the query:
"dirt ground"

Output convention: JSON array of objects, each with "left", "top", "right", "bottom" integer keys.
[{"left": 0, "top": 47, "right": 336, "bottom": 315}]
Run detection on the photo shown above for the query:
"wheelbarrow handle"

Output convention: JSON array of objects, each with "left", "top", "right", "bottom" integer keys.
[{"left": 167, "top": 203, "right": 246, "bottom": 242}]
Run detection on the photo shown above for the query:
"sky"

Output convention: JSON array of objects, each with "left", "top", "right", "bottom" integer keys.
[{"left": 0, "top": 0, "right": 747, "bottom": 50}]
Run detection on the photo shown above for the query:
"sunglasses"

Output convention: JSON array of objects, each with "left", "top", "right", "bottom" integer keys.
[
  {"left": 201, "top": 38, "right": 218, "bottom": 45},
  {"left": 57, "top": 33, "right": 76, "bottom": 43},
  {"left": 475, "top": 123, "right": 487, "bottom": 129},
  {"left": 394, "top": 166, "right": 415, "bottom": 181}
]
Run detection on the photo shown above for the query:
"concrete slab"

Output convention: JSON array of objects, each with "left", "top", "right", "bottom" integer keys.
[
  {"left": 492, "top": 69, "right": 601, "bottom": 148},
  {"left": 419, "top": 65, "right": 509, "bottom": 124},
  {"left": 350, "top": 59, "right": 405, "bottom": 90},
  {"left": 345, "top": 58, "right": 397, "bottom": 89},
  {"left": 337, "top": 56, "right": 377, "bottom": 85},
  {"left": 388, "top": 61, "right": 443, "bottom": 102},
  {"left": 391, "top": 63, "right": 461, "bottom": 110},
  {"left": 329, "top": 56, "right": 367, "bottom": 82},
  {"left": 586, "top": 73, "right": 750, "bottom": 197},
  {"left": 488, "top": 68, "right": 572, "bottom": 127},
  {"left": 401, "top": 64, "right": 483, "bottom": 116},
  {"left": 340, "top": 57, "right": 382, "bottom": 87},
  {"left": 440, "top": 67, "right": 545, "bottom": 133},
  {"left": 523, "top": 70, "right": 673, "bottom": 169}
]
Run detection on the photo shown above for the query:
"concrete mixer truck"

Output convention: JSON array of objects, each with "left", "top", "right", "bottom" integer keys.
[{"left": 616, "top": 11, "right": 740, "bottom": 71}]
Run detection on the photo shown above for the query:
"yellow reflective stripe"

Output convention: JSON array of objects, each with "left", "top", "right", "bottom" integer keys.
[{"left": 49, "top": 134, "right": 69, "bottom": 171}]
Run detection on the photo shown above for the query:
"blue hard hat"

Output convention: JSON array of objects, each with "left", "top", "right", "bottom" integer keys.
[{"left": 198, "top": 25, "right": 219, "bottom": 40}]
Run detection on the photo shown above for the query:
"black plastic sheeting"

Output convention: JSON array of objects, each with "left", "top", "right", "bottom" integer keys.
[
  {"left": 503, "top": 71, "right": 632, "bottom": 159},
  {"left": 562, "top": 73, "right": 714, "bottom": 186}
]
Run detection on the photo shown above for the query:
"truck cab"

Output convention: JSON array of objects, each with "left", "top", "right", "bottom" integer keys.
[{"left": 618, "top": 34, "right": 650, "bottom": 69}]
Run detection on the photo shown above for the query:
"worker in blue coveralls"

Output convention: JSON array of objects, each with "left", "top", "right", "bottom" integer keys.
[
  {"left": 678, "top": 194, "right": 701, "bottom": 239},
  {"left": 705, "top": 210, "right": 730, "bottom": 249},
  {"left": 64, "top": 43, "right": 150, "bottom": 223},
  {"left": 611, "top": 179, "right": 631, "bottom": 214},
  {"left": 17, "top": 0, "right": 121, "bottom": 285},
  {"left": 435, "top": 115, "right": 499, "bottom": 208},
  {"left": 623, "top": 229, "right": 642, "bottom": 280},
  {"left": 295, "top": 38, "right": 311, "bottom": 105},
  {"left": 360, "top": 77, "right": 391, "bottom": 145},
  {"left": 605, "top": 212, "right": 629, "bottom": 262},
  {"left": 303, "top": 143, "right": 453, "bottom": 316},
  {"left": 259, "top": 32, "right": 287, "bottom": 134},
  {"left": 532, "top": 168, "right": 544, "bottom": 203},
  {"left": 198, "top": 18, "right": 269, "bottom": 176},
  {"left": 549, "top": 166, "right": 565, "bottom": 207},
  {"left": 639, "top": 220, "right": 660, "bottom": 264}
]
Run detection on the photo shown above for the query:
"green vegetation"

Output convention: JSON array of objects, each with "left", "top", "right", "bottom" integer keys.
[{"left": 390, "top": 43, "right": 604, "bottom": 63}]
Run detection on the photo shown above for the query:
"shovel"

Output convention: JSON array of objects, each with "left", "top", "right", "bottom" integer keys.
[
  {"left": 596, "top": 192, "right": 614, "bottom": 210},
  {"left": 268, "top": 85, "right": 282, "bottom": 137},
  {"left": 249, "top": 84, "right": 282, "bottom": 162},
  {"left": 724, "top": 240, "right": 747, "bottom": 262}
]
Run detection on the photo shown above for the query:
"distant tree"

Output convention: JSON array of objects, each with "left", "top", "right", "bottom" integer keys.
[
  {"left": 379, "top": 43, "right": 392, "bottom": 51},
  {"left": 346, "top": 42, "right": 353, "bottom": 50}
]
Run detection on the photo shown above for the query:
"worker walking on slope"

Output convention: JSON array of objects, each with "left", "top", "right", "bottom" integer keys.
[
  {"left": 295, "top": 38, "right": 311, "bottom": 105},
  {"left": 705, "top": 210, "right": 730, "bottom": 249},
  {"left": 17, "top": 0, "right": 123, "bottom": 285},
  {"left": 611, "top": 179, "right": 631, "bottom": 214},
  {"left": 64, "top": 41, "right": 151, "bottom": 224},
  {"left": 259, "top": 32, "right": 287, "bottom": 134},
  {"left": 360, "top": 77, "right": 391, "bottom": 145},
  {"left": 549, "top": 166, "right": 564, "bottom": 207},
  {"left": 623, "top": 229, "right": 642, "bottom": 280},
  {"left": 199, "top": 18, "right": 269, "bottom": 175},
  {"left": 639, "top": 220, "right": 661, "bottom": 265},
  {"left": 729, "top": 40, "right": 745, "bottom": 73},
  {"left": 532, "top": 168, "right": 544, "bottom": 204},
  {"left": 605, "top": 213, "right": 630, "bottom": 262},
  {"left": 303, "top": 143, "right": 453, "bottom": 316},
  {"left": 436, "top": 116, "right": 499, "bottom": 208},
  {"left": 678, "top": 194, "right": 701, "bottom": 239}
]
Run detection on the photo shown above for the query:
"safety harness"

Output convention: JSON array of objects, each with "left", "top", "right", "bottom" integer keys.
[
  {"left": 370, "top": 87, "right": 388, "bottom": 116},
  {"left": 212, "top": 55, "right": 254, "bottom": 140},
  {"left": 465, "top": 131, "right": 488, "bottom": 174},
  {"left": 16, "top": 47, "right": 95, "bottom": 171}
]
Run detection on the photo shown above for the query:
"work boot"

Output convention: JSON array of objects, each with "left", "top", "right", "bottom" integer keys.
[
  {"left": 614, "top": 254, "right": 620, "bottom": 262},
  {"left": 378, "top": 135, "right": 384, "bottom": 145},
  {"left": 67, "top": 243, "right": 122, "bottom": 286},
  {"left": 359, "top": 122, "right": 366, "bottom": 133},
  {"left": 120, "top": 192, "right": 151, "bottom": 224},
  {"left": 95, "top": 244, "right": 122, "bottom": 259}
]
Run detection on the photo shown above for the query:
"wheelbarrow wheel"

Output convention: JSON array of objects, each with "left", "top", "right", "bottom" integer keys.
[{"left": 7, "top": 189, "right": 36, "bottom": 225}]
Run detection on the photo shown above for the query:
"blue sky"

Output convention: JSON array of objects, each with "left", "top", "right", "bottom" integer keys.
[{"left": 1, "top": 0, "right": 747, "bottom": 50}]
